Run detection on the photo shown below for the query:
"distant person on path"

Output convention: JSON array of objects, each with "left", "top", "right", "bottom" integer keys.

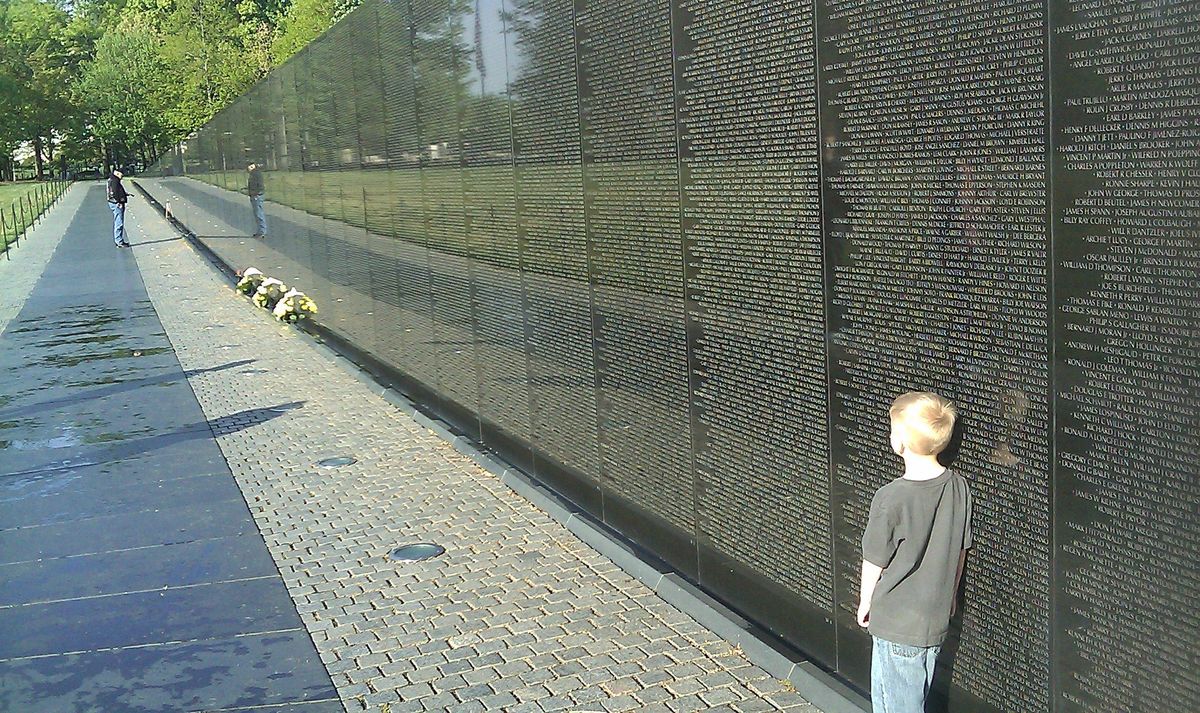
[
  {"left": 107, "top": 169, "right": 130, "bottom": 248},
  {"left": 247, "top": 163, "right": 267, "bottom": 238},
  {"left": 857, "top": 392, "right": 972, "bottom": 713}
]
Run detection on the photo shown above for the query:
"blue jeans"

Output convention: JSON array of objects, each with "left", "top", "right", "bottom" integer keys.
[
  {"left": 109, "top": 202, "right": 125, "bottom": 244},
  {"left": 871, "top": 637, "right": 940, "bottom": 713},
  {"left": 250, "top": 194, "right": 267, "bottom": 235}
]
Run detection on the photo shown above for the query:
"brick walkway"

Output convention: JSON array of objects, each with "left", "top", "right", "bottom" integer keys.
[{"left": 123, "top": 195, "right": 821, "bottom": 713}]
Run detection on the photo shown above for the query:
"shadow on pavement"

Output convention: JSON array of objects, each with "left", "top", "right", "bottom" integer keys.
[
  {"left": 0, "top": 360, "right": 258, "bottom": 421},
  {"left": 127, "top": 236, "right": 186, "bottom": 247},
  {"left": 2, "top": 401, "right": 303, "bottom": 478}
]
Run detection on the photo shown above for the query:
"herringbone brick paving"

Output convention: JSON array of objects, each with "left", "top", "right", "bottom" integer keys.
[{"left": 125, "top": 197, "right": 819, "bottom": 713}]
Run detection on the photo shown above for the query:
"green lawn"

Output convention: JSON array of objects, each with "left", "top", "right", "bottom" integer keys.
[
  {"left": 180, "top": 164, "right": 687, "bottom": 289},
  {"left": 1, "top": 181, "right": 69, "bottom": 252},
  {"left": 0, "top": 182, "right": 44, "bottom": 207}
]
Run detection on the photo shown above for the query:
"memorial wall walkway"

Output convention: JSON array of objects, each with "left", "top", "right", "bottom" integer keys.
[{"left": 140, "top": 1, "right": 1200, "bottom": 711}]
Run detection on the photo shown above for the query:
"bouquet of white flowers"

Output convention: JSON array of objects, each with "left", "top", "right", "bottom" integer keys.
[
  {"left": 272, "top": 289, "right": 319, "bottom": 322},
  {"left": 253, "top": 278, "right": 289, "bottom": 310},
  {"left": 236, "top": 267, "right": 265, "bottom": 295}
]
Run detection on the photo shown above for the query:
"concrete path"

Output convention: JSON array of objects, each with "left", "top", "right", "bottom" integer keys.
[{"left": 0, "top": 184, "right": 339, "bottom": 712}]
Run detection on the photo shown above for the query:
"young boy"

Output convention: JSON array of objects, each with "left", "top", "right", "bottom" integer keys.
[{"left": 857, "top": 391, "right": 972, "bottom": 713}]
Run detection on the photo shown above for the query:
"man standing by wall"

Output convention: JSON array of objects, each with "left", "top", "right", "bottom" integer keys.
[
  {"left": 247, "top": 163, "right": 268, "bottom": 239},
  {"left": 107, "top": 169, "right": 130, "bottom": 248}
]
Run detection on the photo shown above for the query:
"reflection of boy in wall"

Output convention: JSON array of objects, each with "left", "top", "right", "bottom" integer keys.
[
  {"left": 858, "top": 392, "right": 972, "bottom": 713},
  {"left": 247, "top": 163, "right": 267, "bottom": 238}
]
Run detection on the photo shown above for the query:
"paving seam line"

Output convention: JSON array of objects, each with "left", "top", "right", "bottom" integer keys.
[{"left": 131, "top": 181, "right": 867, "bottom": 713}]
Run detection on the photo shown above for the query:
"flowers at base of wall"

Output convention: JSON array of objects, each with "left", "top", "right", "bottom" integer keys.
[
  {"left": 234, "top": 267, "right": 317, "bottom": 325},
  {"left": 253, "top": 278, "right": 289, "bottom": 310},
  {"left": 236, "top": 267, "right": 265, "bottom": 295},
  {"left": 272, "top": 289, "right": 318, "bottom": 322}
]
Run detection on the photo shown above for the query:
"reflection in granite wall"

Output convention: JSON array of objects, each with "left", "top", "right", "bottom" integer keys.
[
  {"left": 818, "top": 0, "right": 1054, "bottom": 702},
  {"left": 676, "top": 0, "right": 834, "bottom": 656},
  {"left": 577, "top": 0, "right": 697, "bottom": 569},
  {"left": 141, "top": 1, "right": 1199, "bottom": 711},
  {"left": 463, "top": 0, "right": 534, "bottom": 451},
  {"left": 509, "top": 0, "right": 603, "bottom": 505}
]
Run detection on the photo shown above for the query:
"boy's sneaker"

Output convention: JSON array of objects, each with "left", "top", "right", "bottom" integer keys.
[{"left": 116, "top": 241, "right": 131, "bottom": 248}]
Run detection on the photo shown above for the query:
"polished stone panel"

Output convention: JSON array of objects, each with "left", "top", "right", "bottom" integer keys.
[
  {"left": 464, "top": 0, "right": 535, "bottom": 452},
  {"left": 578, "top": 0, "right": 697, "bottom": 573},
  {"left": 675, "top": 0, "right": 834, "bottom": 654},
  {"left": 1051, "top": 2, "right": 1200, "bottom": 711},
  {"left": 817, "top": 0, "right": 1053, "bottom": 706},
  {"left": 510, "top": 0, "right": 603, "bottom": 507}
]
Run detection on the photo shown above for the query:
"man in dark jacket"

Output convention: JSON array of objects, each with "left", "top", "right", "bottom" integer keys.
[
  {"left": 107, "top": 170, "right": 130, "bottom": 248},
  {"left": 247, "top": 163, "right": 267, "bottom": 238}
]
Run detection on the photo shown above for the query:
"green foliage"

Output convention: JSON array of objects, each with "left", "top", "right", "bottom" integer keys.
[
  {"left": 0, "top": 0, "right": 359, "bottom": 174},
  {"left": 0, "top": 0, "right": 80, "bottom": 176},
  {"left": 155, "top": 0, "right": 260, "bottom": 131},
  {"left": 270, "top": 0, "right": 337, "bottom": 64},
  {"left": 76, "top": 16, "right": 168, "bottom": 153}
]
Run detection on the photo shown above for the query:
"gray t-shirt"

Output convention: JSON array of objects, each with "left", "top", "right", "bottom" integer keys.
[{"left": 862, "top": 468, "right": 973, "bottom": 647}]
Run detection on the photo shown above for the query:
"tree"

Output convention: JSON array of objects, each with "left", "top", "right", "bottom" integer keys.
[
  {"left": 0, "top": 0, "right": 81, "bottom": 178},
  {"left": 2, "top": 0, "right": 372, "bottom": 175},
  {"left": 271, "top": 0, "right": 358, "bottom": 64},
  {"left": 76, "top": 15, "right": 171, "bottom": 170}
]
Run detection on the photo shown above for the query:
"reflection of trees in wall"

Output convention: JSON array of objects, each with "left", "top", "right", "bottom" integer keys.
[
  {"left": 505, "top": 0, "right": 549, "bottom": 121},
  {"left": 276, "top": 66, "right": 303, "bottom": 171},
  {"left": 412, "top": 0, "right": 473, "bottom": 158},
  {"left": 354, "top": 8, "right": 389, "bottom": 165},
  {"left": 195, "top": 130, "right": 218, "bottom": 175},
  {"left": 504, "top": 0, "right": 554, "bottom": 107},
  {"left": 375, "top": 0, "right": 422, "bottom": 167},
  {"left": 239, "top": 81, "right": 273, "bottom": 168},
  {"left": 503, "top": 0, "right": 575, "bottom": 167},
  {"left": 304, "top": 34, "right": 341, "bottom": 168},
  {"left": 292, "top": 55, "right": 316, "bottom": 171},
  {"left": 261, "top": 72, "right": 290, "bottom": 171},
  {"left": 326, "top": 21, "right": 364, "bottom": 167},
  {"left": 460, "top": 0, "right": 514, "bottom": 163}
]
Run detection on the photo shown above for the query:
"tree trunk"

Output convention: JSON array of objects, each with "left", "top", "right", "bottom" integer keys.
[
  {"left": 45, "top": 137, "right": 56, "bottom": 179},
  {"left": 32, "top": 135, "right": 45, "bottom": 181}
]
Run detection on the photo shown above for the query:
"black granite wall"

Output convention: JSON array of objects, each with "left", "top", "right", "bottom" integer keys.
[{"left": 142, "top": 1, "right": 1199, "bottom": 710}]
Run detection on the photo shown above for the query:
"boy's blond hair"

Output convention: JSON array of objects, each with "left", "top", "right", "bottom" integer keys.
[{"left": 889, "top": 392, "right": 957, "bottom": 455}]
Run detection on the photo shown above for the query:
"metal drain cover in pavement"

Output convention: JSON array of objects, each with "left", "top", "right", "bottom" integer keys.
[
  {"left": 389, "top": 544, "right": 445, "bottom": 562},
  {"left": 317, "top": 456, "right": 357, "bottom": 468}
]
